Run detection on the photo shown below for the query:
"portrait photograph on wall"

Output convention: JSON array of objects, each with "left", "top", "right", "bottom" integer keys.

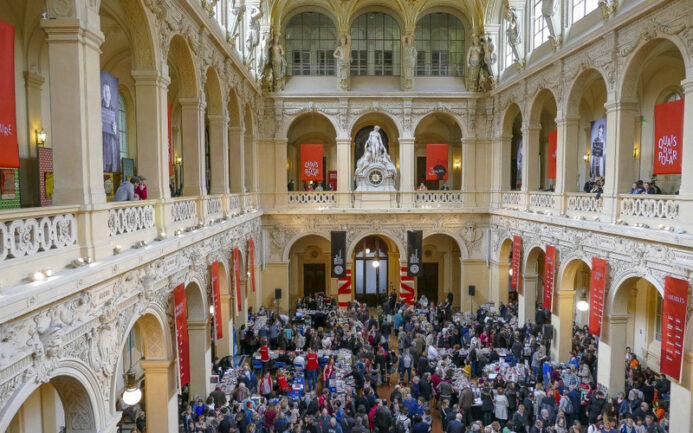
[{"left": 100, "top": 71, "right": 120, "bottom": 174}]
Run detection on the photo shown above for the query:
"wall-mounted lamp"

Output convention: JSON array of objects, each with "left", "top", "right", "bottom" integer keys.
[
  {"left": 176, "top": 156, "right": 182, "bottom": 164},
  {"left": 576, "top": 289, "right": 589, "bottom": 312},
  {"left": 454, "top": 161, "right": 461, "bottom": 169},
  {"left": 122, "top": 333, "right": 142, "bottom": 406},
  {"left": 633, "top": 146, "right": 640, "bottom": 158},
  {"left": 35, "top": 128, "right": 47, "bottom": 146},
  {"left": 583, "top": 154, "right": 589, "bottom": 162}
]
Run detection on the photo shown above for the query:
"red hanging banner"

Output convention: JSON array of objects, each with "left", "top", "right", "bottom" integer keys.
[
  {"left": 173, "top": 284, "right": 190, "bottom": 388},
  {"left": 211, "top": 261, "right": 223, "bottom": 341},
  {"left": 168, "top": 103, "right": 173, "bottom": 175},
  {"left": 300, "top": 144, "right": 323, "bottom": 181},
  {"left": 0, "top": 20, "right": 19, "bottom": 168},
  {"left": 543, "top": 245, "right": 556, "bottom": 311},
  {"left": 511, "top": 236, "right": 522, "bottom": 291},
  {"left": 660, "top": 276, "right": 689, "bottom": 381},
  {"left": 248, "top": 237, "right": 256, "bottom": 293},
  {"left": 588, "top": 257, "right": 608, "bottom": 337},
  {"left": 233, "top": 248, "right": 242, "bottom": 312},
  {"left": 425, "top": 143, "right": 449, "bottom": 181},
  {"left": 400, "top": 267, "right": 416, "bottom": 306},
  {"left": 337, "top": 269, "right": 352, "bottom": 308},
  {"left": 653, "top": 99, "right": 684, "bottom": 175},
  {"left": 547, "top": 130, "right": 557, "bottom": 179}
]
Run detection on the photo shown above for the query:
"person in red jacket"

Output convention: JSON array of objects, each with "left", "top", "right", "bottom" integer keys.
[
  {"left": 276, "top": 369, "right": 290, "bottom": 394},
  {"left": 259, "top": 338, "right": 270, "bottom": 374},
  {"left": 322, "top": 357, "right": 335, "bottom": 384},
  {"left": 305, "top": 347, "right": 319, "bottom": 392}
]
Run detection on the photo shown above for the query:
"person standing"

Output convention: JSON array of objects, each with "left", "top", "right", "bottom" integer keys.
[{"left": 305, "top": 347, "right": 319, "bottom": 392}]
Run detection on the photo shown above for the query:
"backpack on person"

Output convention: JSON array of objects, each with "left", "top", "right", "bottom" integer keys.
[{"left": 395, "top": 417, "right": 408, "bottom": 433}]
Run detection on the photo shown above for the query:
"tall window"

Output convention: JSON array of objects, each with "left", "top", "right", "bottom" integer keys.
[
  {"left": 415, "top": 13, "right": 465, "bottom": 77},
  {"left": 533, "top": 0, "right": 550, "bottom": 48},
  {"left": 118, "top": 93, "right": 128, "bottom": 160},
  {"left": 350, "top": 13, "right": 401, "bottom": 76},
  {"left": 572, "top": 0, "right": 599, "bottom": 23},
  {"left": 655, "top": 295, "right": 663, "bottom": 341},
  {"left": 354, "top": 236, "right": 389, "bottom": 304},
  {"left": 285, "top": 12, "right": 336, "bottom": 76}
]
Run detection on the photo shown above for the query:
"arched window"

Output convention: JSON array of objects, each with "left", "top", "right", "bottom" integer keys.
[
  {"left": 665, "top": 92, "right": 683, "bottom": 102},
  {"left": 572, "top": 0, "right": 599, "bottom": 23},
  {"left": 118, "top": 93, "right": 128, "bottom": 160},
  {"left": 415, "top": 13, "right": 465, "bottom": 77},
  {"left": 532, "top": 0, "right": 549, "bottom": 48},
  {"left": 350, "top": 12, "right": 401, "bottom": 76},
  {"left": 285, "top": 12, "right": 337, "bottom": 76},
  {"left": 354, "top": 236, "right": 389, "bottom": 304}
]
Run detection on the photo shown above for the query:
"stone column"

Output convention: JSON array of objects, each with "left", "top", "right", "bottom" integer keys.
[
  {"left": 519, "top": 271, "right": 538, "bottom": 326},
  {"left": 23, "top": 71, "right": 45, "bottom": 207},
  {"left": 669, "top": 352, "right": 693, "bottom": 433},
  {"left": 461, "top": 137, "right": 477, "bottom": 205},
  {"left": 208, "top": 114, "right": 230, "bottom": 194},
  {"left": 399, "top": 137, "right": 415, "bottom": 205},
  {"left": 602, "top": 99, "right": 638, "bottom": 220},
  {"left": 244, "top": 132, "right": 256, "bottom": 192},
  {"left": 140, "top": 359, "right": 178, "bottom": 433},
  {"left": 217, "top": 294, "right": 233, "bottom": 358},
  {"left": 179, "top": 98, "right": 207, "bottom": 197},
  {"left": 132, "top": 70, "right": 171, "bottom": 200},
  {"left": 677, "top": 78, "right": 693, "bottom": 231},
  {"left": 551, "top": 290, "right": 575, "bottom": 362},
  {"left": 555, "top": 115, "right": 580, "bottom": 195},
  {"left": 229, "top": 126, "right": 245, "bottom": 193},
  {"left": 42, "top": 14, "right": 106, "bottom": 206},
  {"left": 274, "top": 138, "right": 288, "bottom": 193},
  {"left": 491, "top": 135, "right": 512, "bottom": 206},
  {"left": 521, "top": 123, "right": 541, "bottom": 192},
  {"left": 187, "top": 321, "right": 212, "bottom": 398},
  {"left": 597, "top": 313, "right": 628, "bottom": 393},
  {"left": 488, "top": 260, "right": 510, "bottom": 308},
  {"left": 336, "top": 137, "right": 352, "bottom": 207}
]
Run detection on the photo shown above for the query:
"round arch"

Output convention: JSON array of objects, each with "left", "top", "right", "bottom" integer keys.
[
  {"left": 286, "top": 234, "right": 332, "bottom": 305},
  {"left": 205, "top": 67, "right": 225, "bottom": 116},
  {"left": 347, "top": 4, "right": 405, "bottom": 31},
  {"left": 100, "top": 0, "right": 157, "bottom": 70},
  {"left": 185, "top": 280, "right": 208, "bottom": 322},
  {"left": 350, "top": 111, "right": 402, "bottom": 139},
  {"left": 244, "top": 104, "right": 256, "bottom": 191},
  {"left": 228, "top": 87, "right": 242, "bottom": 126},
  {"left": 414, "top": 112, "right": 463, "bottom": 190},
  {"left": 283, "top": 232, "right": 331, "bottom": 262},
  {"left": 502, "top": 102, "right": 523, "bottom": 136},
  {"left": 278, "top": 5, "right": 339, "bottom": 33},
  {"left": 423, "top": 230, "right": 468, "bottom": 259},
  {"left": 286, "top": 112, "right": 339, "bottom": 191},
  {"left": 347, "top": 232, "right": 403, "bottom": 258},
  {"left": 529, "top": 88, "right": 557, "bottom": 125},
  {"left": 607, "top": 272, "right": 664, "bottom": 316},
  {"left": 557, "top": 257, "right": 591, "bottom": 292},
  {"left": 0, "top": 361, "right": 105, "bottom": 433},
  {"left": 167, "top": 35, "right": 200, "bottom": 99},
  {"left": 415, "top": 3, "right": 475, "bottom": 33},
  {"left": 564, "top": 68, "right": 607, "bottom": 117},
  {"left": 282, "top": 111, "right": 340, "bottom": 139},
  {"left": 421, "top": 232, "right": 464, "bottom": 306}
]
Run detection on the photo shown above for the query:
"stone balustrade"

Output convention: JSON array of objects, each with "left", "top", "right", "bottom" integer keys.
[
  {"left": 414, "top": 191, "right": 464, "bottom": 208},
  {"left": 565, "top": 193, "right": 603, "bottom": 217},
  {"left": 228, "top": 194, "right": 242, "bottom": 216},
  {"left": 618, "top": 195, "right": 680, "bottom": 224},
  {"left": 287, "top": 192, "right": 337, "bottom": 207},
  {"left": 0, "top": 207, "right": 79, "bottom": 262},
  {"left": 528, "top": 192, "right": 557, "bottom": 212},
  {"left": 501, "top": 191, "right": 525, "bottom": 210},
  {"left": 205, "top": 195, "right": 224, "bottom": 220},
  {"left": 107, "top": 201, "right": 156, "bottom": 238}
]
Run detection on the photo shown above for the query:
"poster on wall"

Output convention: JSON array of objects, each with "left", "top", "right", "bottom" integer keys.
[
  {"left": 168, "top": 103, "right": 173, "bottom": 176},
  {"left": 211, "top": 261, "right": 223, "bottom": 341},
  {"left": 328, "top": 171, "right": 337, "bottom": 191},
  {"left": 425, "top": 143, "right": 449, "bottom": 181},
  {"left": 660, "top": 276, "right": 689, "bottom": 381},
  {"left": 653, "top": 99, "right": 684, "bottom": 175},
  {"left": 173, "top": 283, "right": 190, "bottom": 388},
  {"left": 547, "top": 130, "right": 557, "bottom": 179},
  {"left": 38, "top": 147, "right": 53, "bottom": 206},
  {"left": 511, "top": 235, "right": 522, "bottom": 291},
  {"left": 248, "top": 237, "right": 256, "bottom": 293},
  {"left": 515, "top": 138, "right": 523, "bottom": 189},
  {"left": 543, "top": 245, "right": 556, "bottom": 310},
  {"left": 588, "top": 257, "right": 608, "bottom": 337},
  {"left": 100, "top": 71, "right": 120, "bottom": 174},
  {"left": 0, "top": 20, "right": 19, "bottom": 169},
  {"left": 590, "top": 118, "right": 606, "bottom": 179},
  {"left": 300, "top": 144, "right": 323, "bottom": 182},
  {"left": 407, "top": 230, "right": 423, "bottom": 277},
  {"left": 233, "top": 248, "right": 241, "bottom": 313},
  {"left": 330, "top": 231, "right": 346, "bottom": 278}
]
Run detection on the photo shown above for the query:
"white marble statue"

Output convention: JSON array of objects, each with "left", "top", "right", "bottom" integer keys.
[
  {"left": 504, "top": 7, "right": 522, "bottom": 63},
  {"left": 227, "top": 0, "right": 246, "bottom": 47},
  {"left": 333, "top": 34, "right": 351, "bottom": 90},
  {"left": 271, "top": 34, "right": 286, "bottom": 91},
  {"left": 245, "top": 4, "right": 262, "bottom": 66},
  {"left": 542, "top": 0, "right": 558, "bottom": 41},
  {"left": 401, "top": 34, "right": 417, "bottom": 91},
  {"left": 354, "top": 126, "right": 397, "bottom": 191}
]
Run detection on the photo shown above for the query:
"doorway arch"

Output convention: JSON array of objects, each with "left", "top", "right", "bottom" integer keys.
[{"left": 351, "top": 235, "right": 400, "bottom": 305}]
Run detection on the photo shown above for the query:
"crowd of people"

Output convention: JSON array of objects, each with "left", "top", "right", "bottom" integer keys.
[{"left": 168, "top": 292, "right": 670, "bottom": 433}]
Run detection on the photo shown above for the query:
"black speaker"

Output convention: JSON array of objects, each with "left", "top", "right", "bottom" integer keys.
[
  {"left": 275, "top": 288, "right": 282, "bottom": 300},
  {"left": 468, "top": 285, "right": 475, "bottom": 296}
]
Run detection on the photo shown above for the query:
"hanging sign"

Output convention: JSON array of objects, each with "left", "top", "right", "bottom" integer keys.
[
  {"left": 588, "top": 257, "right": 608, "bottom": 337},
  {"left": 168, "top": 103, "right": 173, "bottom": 175},
  {"left": 511, "top": 236, "right": 522, "bottom": 291},
  {"left": 0, "top": 20, "right": 19, "bottom": 168},
  {"left": 300, "top": 144, "right": 323, "bottom": 181},
  {"left": 211, "top": 261, "right": 223, "bottom": 341},
  {"left": 173, "top": 284, "right": 190, "bottom": 388},
  {"left": 547, "top": 130, "right": 557, "bottom": 179},
  {"left": 660, "top": 276, "right": 689, "bottom": 381},
  {"left": 337, "top": 269, "right": 352, "bottom": 308},
  {"left": 248, "top": 237, "right": 256, "bottom": 293},
  {"left": 653, "top": 99, "right": 684, "bottom": 175},
  {"left": 330, "top": 231, "right": 346, "bottom": 278},
  {"left": 233, "top": 248, "right": 242, "bottom": 312},
  {"left": 400, "top": 266, "right": 416, "bottom": 306},
  {"left": 425, "top": 143, "right": 449, "bottom": 181},
  {"left": 543, "top": 245, "right": 556, "bottom": 310},
  {"left": 407, "top": 230, "right": 423, "bottom": 277}
]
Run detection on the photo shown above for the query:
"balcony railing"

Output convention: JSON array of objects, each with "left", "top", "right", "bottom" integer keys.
[
  {"left": 108, "top": 201, "right": 156, "bottom": 238},
  {"left": 0, "top": 206, "right": 79, "bottom": 262},
  {"left": 287, "top": 192, "right": 337, "bottom": 207},
  {"left": 205, "top": 195, "right": 224, "bottom": 221},
  {"left": 414, "top": 191, "right": 464, "bottom": 208},
  {"left": 228, "top": 194, "right": 242, "bottom": 216},
  {"left": 528, "top": 192, "right": 556, "bottom": 212},
  {"left": 565, "top": 193, "right": 603, "bottom": 217},
  {"left": 242, "top": 194, "right": 257, "bottom": 213},
  {"left": 618, "top": 194, "right": 679, "bottom": 224},
  {"left": 501, "top": 191, "right": 525, "bottom": 210}
]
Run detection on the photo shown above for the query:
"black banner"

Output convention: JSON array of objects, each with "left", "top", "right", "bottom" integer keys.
[
  {"left": 407, "top": 230, "right": 423, "bottom": 277},
  {"left": 330, "top": 231, "right": 346, "bottom": 278}
]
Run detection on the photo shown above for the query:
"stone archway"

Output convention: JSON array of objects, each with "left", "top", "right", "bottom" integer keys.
[
  {"left": 521, "top": 246, "right": 545, "bottom": 326},
  {"left": 553, "top": 258, "right": 591, "bottom": 362},
  {"left": 185, "top": 280, "right": 211, "bottom": 400}
]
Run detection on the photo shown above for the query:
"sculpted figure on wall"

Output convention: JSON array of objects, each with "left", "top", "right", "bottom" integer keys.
[
  {"left": 504, "top": 6, "right": 522, "bottom": 63},
  {"left": 227, "top": 0, "right": 246, "bottom": 47},
  {"left": 401, "top": 34, "right": 417, "bottom": 91},
  {"left": 245, "top": 4, "right": 263, "bottom": 67},
  {"left": 271, "top": 34, "right": 286, "bottom": 91},
  {"left": 333, "top": 34, "right": 352, "bottom": 91},
  {"left": 467, "top": 34, "right": 495, "bottom": 92},
  {"left": 259, "top": 29, "right": 273, "bottom": 89},
  {"left": 542, "top": 0, "right": 559, "bottom": 43}
]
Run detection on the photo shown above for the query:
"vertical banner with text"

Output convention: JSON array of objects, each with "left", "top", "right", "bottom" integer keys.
[
  {"left": 653, "top": 99, "right": 684, "bottom": 175},
  {"left": 588, "top": 257, "right": 608, "bottom": 337},
  {"left": 168, "top": 103, "right": 173, "bottom": 176},
  {"left": 511, "top": 236, "right": 522, "bottom": 291},
  {"left": 543, "top": 245, "right": 556, "bottom": 310},
  {"left": 425, "top": 144, "right": 449, "bottom": 180},
  {"left": 233, "top": 248, "right": 241, "bottom": 312},
  {"left": 173, "top": 284, "right": 190, "bottom": 388},
  {"left": 248, "top": 238, "right": 256, "bottom": 293},
  {"left": 337, "top": 269, "right": 352, "bottom": 308},
  {"left": 331, "top": 231, "right": 346, "bottom": 278},
  {"left": 547, "top": 130, "right": 557, "bottom": 179},
  {"left": 660, "top": 276, "right": 689, "bottom": 381},
  {"left": 407, "top": 230, "right": 423, "bottom": 277},
  {"left": 300, "top": 144, "right": 323, "bottom": 181},
  {"left": 211, "top": 261, "right": 223, "bottom": 341},
  {"left": 400, "top": 267, "right": 416, "bottom": 306},
  {"left": 0, "top": 20, "right": 19, "bottom": 168}
]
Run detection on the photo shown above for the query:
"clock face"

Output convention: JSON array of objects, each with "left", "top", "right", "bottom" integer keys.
[{"left": 368, "top": 169, "right": 383, "bottom": 185}]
